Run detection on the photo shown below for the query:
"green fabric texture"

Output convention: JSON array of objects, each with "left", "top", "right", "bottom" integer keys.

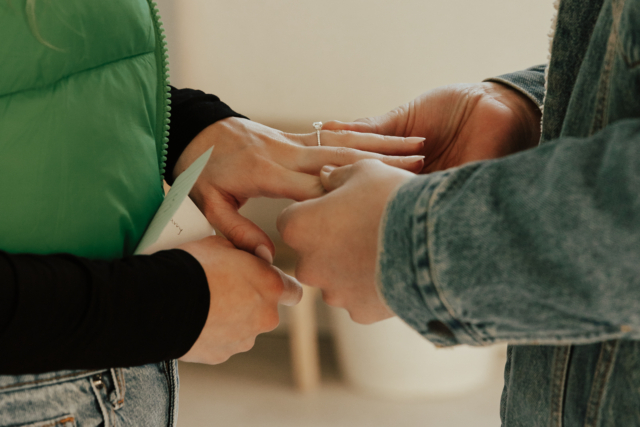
[{"left": 0, "top": 0, "right": 170, "bottom": 259}]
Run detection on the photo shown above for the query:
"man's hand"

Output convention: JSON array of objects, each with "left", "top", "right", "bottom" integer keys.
[
  {"left": 173, "top": 118, "right": 425, "bottom": 263},
  {"left": 323, "top": 82, "right": 542, "bottom": 173},
  {"left": 177, "top": 236, "right": 302, "bottom": 364},
  {"left": 277, "top": 160, "right": 413, "bottom": 324}
]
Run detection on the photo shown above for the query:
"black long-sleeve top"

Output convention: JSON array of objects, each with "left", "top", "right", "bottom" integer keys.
[{"left": 0, "top": 87, "right": 248, "bottom": 375}]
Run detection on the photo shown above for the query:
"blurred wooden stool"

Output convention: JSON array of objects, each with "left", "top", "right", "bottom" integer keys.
[
  {"left": 277, "top": 241, "right": 322, "bottom": 392},
  {"left": 286, "top": 282, "right": 321, "bottom": 392}
]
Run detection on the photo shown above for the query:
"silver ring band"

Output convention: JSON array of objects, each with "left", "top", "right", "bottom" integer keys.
[{"left": 313, "top": 122, "right": 323, "bottom": 146}]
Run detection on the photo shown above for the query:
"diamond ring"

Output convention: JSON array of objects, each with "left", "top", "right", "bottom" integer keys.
[{"left": 313, "top": 122, "right": 323, "bottom": 146}]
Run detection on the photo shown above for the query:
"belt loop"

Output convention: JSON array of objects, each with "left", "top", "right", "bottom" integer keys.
[{"left": 109, "top": 368, "right": 126, "bottom": 411}]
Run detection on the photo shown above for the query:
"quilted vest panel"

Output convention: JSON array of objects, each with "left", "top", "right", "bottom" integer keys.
[{"left": 0, "top": 0, "right": 170, "bottom": 259}]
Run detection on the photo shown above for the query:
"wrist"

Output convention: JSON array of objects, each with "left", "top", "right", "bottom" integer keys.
[{"left": 172, "top": 117, "right": 246, "bottom": 181}]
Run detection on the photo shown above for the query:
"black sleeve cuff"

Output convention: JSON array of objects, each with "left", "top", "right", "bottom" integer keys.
[
  {"left": 166, "top": 86, "right": 249, "bottom": 184},
  {"left": 0, "top": 248, "right": 209, "bottom": 374}
]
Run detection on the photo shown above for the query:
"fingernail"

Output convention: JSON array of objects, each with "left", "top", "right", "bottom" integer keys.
[
  {"left": 405, "top": 137, "right": 426, "bottom": 144},
  {"left": 321, "top": 165, "right": 336, "bottom": 174},
  {"left": 275, "top": 268, "right": 304, "bottom": 306},
  {"left": 255, "top": 244, "right": 273, "bottom": 264},
  {"left": 405, "top": 155, "right": 425, "bottom": 164}
]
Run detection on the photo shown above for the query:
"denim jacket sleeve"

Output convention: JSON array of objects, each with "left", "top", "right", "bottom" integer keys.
[
  {"left": 377, "top": 118, "right": 640, "bottom": 347},
  {"left": 484, "top": 64, "right": 547, "bottom": 108}
]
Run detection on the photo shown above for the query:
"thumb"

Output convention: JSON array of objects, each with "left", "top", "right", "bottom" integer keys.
[
  {"left": 274, "top": 267, "right": 303, "bottom": 306},
  {"left": 208, "top": 202, "right": 275, "bottom": 263},
  {"left": 320, "top": 164, "right": 355, "bottom": 192}
]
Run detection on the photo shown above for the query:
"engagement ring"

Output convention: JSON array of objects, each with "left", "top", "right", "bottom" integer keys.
[{"left": 313, "top": 122, "right": 323, "bottom": 146}]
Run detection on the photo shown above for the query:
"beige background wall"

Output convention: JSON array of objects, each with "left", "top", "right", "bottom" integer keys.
[{"left": 163, "top": 0, "right": 552, "bottom": 124}]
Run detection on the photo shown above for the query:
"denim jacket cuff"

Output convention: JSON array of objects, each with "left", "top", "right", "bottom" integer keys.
[
  {"left": 484, "top": 64, "right": 547, "bottom": 109},
  {"left": 377, "top": 171, "right": 467, "bottom": 347}
]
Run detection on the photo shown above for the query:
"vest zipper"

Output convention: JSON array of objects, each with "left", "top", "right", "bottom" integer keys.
[{"left": 148, "top": 0, "right": 171, "bottom": 183}]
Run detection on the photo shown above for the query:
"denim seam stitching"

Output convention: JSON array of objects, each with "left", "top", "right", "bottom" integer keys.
[
  {"left": 412, "top": 178, "right": 453, "bottom": 337},
  {"left": 373, "top": 184, "right": 404, "bottom": 316},
  {"left": 110, "top": 368, "right": 125, "bottom": 409},
  {"left": 0, "top": 369, "right": 101, "bottom": 392},
  {"left": 486, "top": 328, "right": 631, "bottom": 346},
  {"left": 549, "top": 346, "right": 572, "bottom": 427},
  {"left": 90, "top": 374, "right": 112, "bottom": 426},
  {"left": 31, "top": 415, "right": 76, "bottom": 427},
  {"left": 591, "top": 0, "right": 624, "bottom": 134},
  {"left": 425, "top": 165, "right": 487, "bottom": 345},
  {"left": 583, "top": 340, "right": 620, "bottom": 427}
]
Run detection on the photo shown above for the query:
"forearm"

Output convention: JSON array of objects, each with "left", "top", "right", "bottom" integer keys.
[
  {"left": 378, "top": 118, "right": 640, "bottom": 347},
  {"left": 0, "top": 249, "right": 209, "bottom": 374}
]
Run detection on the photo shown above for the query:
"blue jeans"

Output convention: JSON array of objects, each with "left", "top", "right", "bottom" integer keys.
[{"left": 0, "top": 362, "right": 178, "bottom": 426}]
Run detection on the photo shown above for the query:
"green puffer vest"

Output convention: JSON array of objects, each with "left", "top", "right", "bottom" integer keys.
[{"left": 0, "top": 0, "right": 170, "bottom": 259}]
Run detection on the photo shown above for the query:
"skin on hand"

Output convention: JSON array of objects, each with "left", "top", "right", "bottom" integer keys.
[
  {"left": 276, "top": 83, "right": 541, "bottom": 324},
  {"left": 322, "top": 82, "right": 542, "bottom": 173},
  {"left": 177, "top": 235, "right": 303, "bottom": 365},
  {"left": 277, "top": 160, "right": 414, "bottom": 324},
  {"left": 172, "top": 117, "right": 425, "bottom": 262}
]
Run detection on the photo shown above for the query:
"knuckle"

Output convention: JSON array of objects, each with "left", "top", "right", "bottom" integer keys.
[
  {"left": 260, "top": 308, "right": 280, "bottom": 332},
  {"left": 239, "top": 338, "right": 256, "bottom": 353},
  {"left": 321, "top": 291, "right": 343, "bottom": 308},
  {"left": 224, "top": 223, "right": 249, "bottom": 244},
  {"left": 294, "top": 265, "right": 313, "bottom": 286},
  {"left": 348, "top": 311, "right": 375, "bottom": 325},
  {"left": 277, "top": 209, "right": 302, "bottom": 247},
  {"left": 213, "top": 354, "right": 232, "bottom": 364},
  {"left": 255, "top": 156, "right": 273, "bottom": 173},
  {"left": 243, "top": 151, "right": 271, "bottom": 175},
  {"left": 333, "top": 146, "right": 355, "bottom": 161},
  {"left": 382, "top": 135, "right": 396, "bottom": 143}
]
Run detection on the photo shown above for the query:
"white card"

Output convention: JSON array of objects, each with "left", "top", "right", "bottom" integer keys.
[{"left": 135, "top": 147, "right": 215, "bottom": 255}]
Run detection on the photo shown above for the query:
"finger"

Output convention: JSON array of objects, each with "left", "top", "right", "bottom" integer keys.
[
  {"left": 204, "top": 199, "right": 275, "bottom": 261},
  {"left": 274, "top": 267, "right": 303, "bottom": 306},
  {"left": 277, "top": 201, "right": 316, "bottom": 251},
  {"left": 319, "top": 164, "right": 354, "bottom": 192},
  {"left": 323, "top": 131, "right": 424, "bottom": 155},
  {"left": 322, "top": 119, "right": 377, "bottom": 133},
  {"left": 299, "top": 130, "right": 424, "bottom": 155},
  {"left": 261, "top": 166, "right": 326, "bottom": 201},
  {"left": 234, "top": 337, "right": 257, "bottom": 354},
  {"left": 294, "top": 145, "right": 424, "bottom": 174},
  {"left": 322, "top": 107, "right": 405, "bottom": 136}
]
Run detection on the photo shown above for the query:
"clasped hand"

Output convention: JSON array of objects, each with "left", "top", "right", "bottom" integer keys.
[
  {"left": 278, "top": 82, "right": 542, "bottom": 324},
  {"left": 175, "top": 117, "right": 425, "bottom": 364}
]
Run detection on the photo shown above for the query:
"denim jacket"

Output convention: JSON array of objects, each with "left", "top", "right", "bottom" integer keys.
[{"left": 378, "top": 0, "right": 640, "bottom": 425}]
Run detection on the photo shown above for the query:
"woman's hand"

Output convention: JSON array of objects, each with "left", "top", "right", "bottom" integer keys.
[
  {"left": 178, "top": 236, "right": 302, "bottom": 365},
  {"left": 173, "top": 117, "right": 425, "bottom": 261},
  {"left": 277, "top": 160, "right": 414, "bottom": 324},
  {"left": 323, "top": 82, "right": 542, "bottom": 174}
]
